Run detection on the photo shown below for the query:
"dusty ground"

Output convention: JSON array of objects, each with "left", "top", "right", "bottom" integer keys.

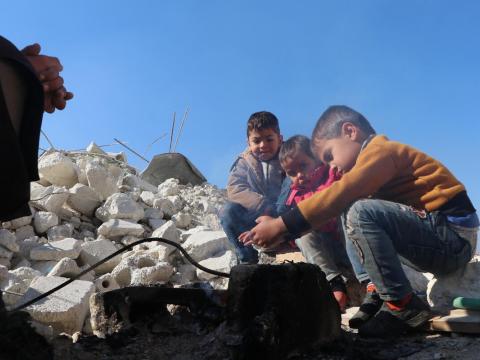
[{"left": 50, "top": 305, "right": 480, "bottom": 360}]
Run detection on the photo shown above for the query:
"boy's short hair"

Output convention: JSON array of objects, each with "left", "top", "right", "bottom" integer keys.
[
  {"left": 247, "top": 111, "right": 280, "bottom": 137},
  {"left": 312, "top": 105, "right": 376, "bottom": 142},
  {"left": 279, "top": 135, "right": 314, "bottom": 165}
]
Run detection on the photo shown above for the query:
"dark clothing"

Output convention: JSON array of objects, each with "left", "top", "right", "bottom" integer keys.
[{"left": 0, "top": 36, "right": 44, "bottom": 221}]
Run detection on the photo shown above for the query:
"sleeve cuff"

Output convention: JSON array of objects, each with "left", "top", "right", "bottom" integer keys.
[{"left": 280, "top": 206, "right": 311, "bottom": 238}]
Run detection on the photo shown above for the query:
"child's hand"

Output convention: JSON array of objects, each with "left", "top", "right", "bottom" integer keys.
[{"left": 239, "top": 216, "right": 287, "bottom": 247}]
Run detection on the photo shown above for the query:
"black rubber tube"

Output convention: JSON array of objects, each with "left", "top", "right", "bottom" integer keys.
[{"left": 9, "top": 237, "right": 230, "bottom": 312}]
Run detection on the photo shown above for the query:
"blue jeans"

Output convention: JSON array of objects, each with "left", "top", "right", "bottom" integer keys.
[
  {"left": 295, "top": 230, "right": 354, "bottom": 282},
  {"left": 344, "top": 199, "right": 473, "bottom": 301},
  {"left": 220, "top": 201, "right": 259, "bottom": 263}
]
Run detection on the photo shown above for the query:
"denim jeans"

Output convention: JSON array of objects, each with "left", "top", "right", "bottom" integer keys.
[
  {"left": 344, "top": 199, "right": 474, "bottom": 301},
  {"left": 295, "top": 230, "right": 354, "bottom": 282},
  {"left": 220, "top": 201, "right": 259, "bottom": 263}
]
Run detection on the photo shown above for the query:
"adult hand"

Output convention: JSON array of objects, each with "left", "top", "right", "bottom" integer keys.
[
  {"left": 21, "top": 43, "right": 73, "bottom": 113},
  {"left": 238, "top": 216, "right": 287, "bottom": 247}
]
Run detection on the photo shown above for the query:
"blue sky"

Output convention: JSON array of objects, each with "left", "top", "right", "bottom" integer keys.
[{"left": 2, "top": 1, "right": 479, "bottom": 213}]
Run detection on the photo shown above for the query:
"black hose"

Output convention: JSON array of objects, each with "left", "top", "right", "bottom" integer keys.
[{"left": 9, "top": 237, "right": 230, "bottom": 312}]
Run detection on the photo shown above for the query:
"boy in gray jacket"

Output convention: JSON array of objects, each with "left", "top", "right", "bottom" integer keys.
[{"left": 220, "top": 111, "right": 284, "bottom": 263}]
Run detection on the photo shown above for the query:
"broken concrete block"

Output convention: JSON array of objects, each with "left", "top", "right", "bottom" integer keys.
[
  {"left": 123, "top": 174, "right": 158, "bottom": 193},
  {"left": 38, "top": 152, "right": 79, "bottom": 187},
  {"left": 183, "top": 230, "right": 232, "bottom": 261},
  {"left": 95, "top": 193, "right": 144, "bottom": 222},
  {"left": 130, "top": 261, "right": 174, "bottom": 286},
  {"left": 18, "top": 275, "right": 95, "bottom": 334},
  {"left": 179, "top": 225, "right": 210, "bottom": 242},
  {"left": 47, "top": 257, "right": 84, "bottom": 279},
  {"left": 140, "top": 191, "right": 156, "bottom": 206},
  {"left": 97, "top": 219, "right": 145, "bottom": 237},
  {"left": 168, "top": 195, "right": 185, "bottom": 213},
  {"left": 120, "top": 235, "right": 140, "bottom": 246},
  {"left": 148, "top": 218, "right": 166, "bottom": 230},
  {"left": 151, "top": 220, "right": 180, "bottom": 243},
  {"left": 31, "top": 260, "right": 58, "bottom": 275},
  {"left": 158, "top": 178, "right": 180, "bottom": 197},
  {"left": 428, "top": 256, "right": 480, "bottom": 310},
  {"left": 15, "top": 225, "right": 35, "bottom": 241},
  {"left": 144, "top": 207, "right": 163, "bottom": 220},
  {"left": 30, "top": 184, "right": 70, "bottom": 214},
  {"left": 79, "top": 239, "right": 121, "bottom": 275},
  {"left": 86, "top": 141, "right": 107, "bottom": 155},
  {"left": 111, "top": 254, "right": 157, "bottom": 287},
  {"left": 152, "top": 198, "right": 176, "bottom": 218},
  {"left": 0, "top": 229, "right": 19, "bottom": 252},
  {"left": 67, "top": 183, "right": 102, "bottom": 216},
  {"left": 33, "top": 211, "right": 60, "bottom": 234},
  {"left": 9, "top": 215, "right": 32, "bottom": 230},
  {"left": 0, "top": 247, "right": 13, "bottom": 260},
  {"left": 1, "top": 266, "right": 43, "bottom": 306},
  {"left": 196, "top": 250, "right": 237, "bottom": 280},
  {"left": 86, "top": 162, "right": 118, "bottom": 201},
  {"left": 94, "top": 273, "right": 120, "bottom": 293},
  {"left": 30, "top": 238, "right": 82, "bottom": 261},
  {"left": 47, "top": 223, "right": 74, "bottom": 241},
  {"left": 171, "top": 264, "right": 197, "bottom": 285},
  {"left": 172, "top": 212, "right": 192, "bottom": 229}
]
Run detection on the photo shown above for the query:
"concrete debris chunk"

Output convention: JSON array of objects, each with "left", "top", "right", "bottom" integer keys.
[
  {"left": 86, "top": 162, "right": 118, "bottom": 201},
  {"left": 97, "top": 219, "right": 145, "bottom": 237},
  {"left": 68, "top": 183, "right": 102, "bottom": 216},
  {"left": 196, "top": 250, "right": 237, "bottom": 280},
  {"left": 172, "top": 211, "right": 192, "bottom": 229},
  {"left": 152, "top": 198, "right": 176, "bottom": 218},
  {"left": 18, "top": 275, "right": 95, "bottom": 334},
  {"left": 47, "top": 223, "right": 74, "bottom": 241},
  {"left": 30, "top": 238, "right": 82, "bottom": 261},
  {"left": 158, "top": 178, "right": 180, "bottom": 197},
  {"left": 38, "top": 152, "right": 79, "bottom": 187},
  {"left": 47, "top": 257, "right": 93, "bottom": 281},
  {"left": 0, "top": 229, "right": 20, "bottom": 252},
  {"left": 130, "top": 261, "right": 174, "bottom": 285},
  {"left": 123, "top": 174, "right": 158, "bottom": 193},
  {"left": 33, "top": 211, "right": 60, "bottom": 234},
  {"left": 30, "top": 184, "right": 70, "bottom": 214},
  {"left": 94, "top": 273, "right": 120, "bottom": 293},
  {"left": 79, "top": 239, "right": 122, "bottom": 275},
  {"left": 9, "top": 215, "right": 33, "bottom": 229},
  {"left": 15, "top": 225, "right": 35, "bottom": 241},
  {"left": 95, "top": 193, "right": 144, "bottom": 222},
  {"left": 140, "top": 191, "right": 156, "bottom": 206},
  {"left": 144, "top": 207, "right": 163, "bottom": 220},
  {"left": 183, "top": 230, "right": 232, "bottom": 262},
  {"left": 151, "top": 220, "right": 180, "bottom": 243}
]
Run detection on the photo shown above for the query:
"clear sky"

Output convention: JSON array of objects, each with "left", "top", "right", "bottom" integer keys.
[{"left": 2, "top": 1, "right": 479, "bottom": 213}]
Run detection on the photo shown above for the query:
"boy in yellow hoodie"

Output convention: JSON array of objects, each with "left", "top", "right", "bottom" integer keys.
[{"left": 240, "top": 105, "right": 478, "bottom": 337}]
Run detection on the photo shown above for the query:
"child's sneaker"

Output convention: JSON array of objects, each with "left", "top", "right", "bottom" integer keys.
[
  {"left": 358, "top": 293, "right": 432, "bottom": 338},
  {"left": 348, "top": 286, "right": 383, "bottom": 329}
]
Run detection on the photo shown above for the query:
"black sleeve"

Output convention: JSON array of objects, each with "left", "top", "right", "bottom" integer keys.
[{"left": 280, "top": 206, "right": 311, "bottom": 238}]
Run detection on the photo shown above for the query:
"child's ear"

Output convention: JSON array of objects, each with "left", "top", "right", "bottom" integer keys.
[{"left": 341, "top": 122, "right": 358, "bottom": 140}]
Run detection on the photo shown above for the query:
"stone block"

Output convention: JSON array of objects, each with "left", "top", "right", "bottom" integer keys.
[
  {"left": 9, "top": 215, "right": 32, "bottom": 229},
  {"left": 183, "top": 230, "right": 232, "bottom": 261},
  {"left": 30, "top": 184, "right": 70, "bottom": 214},
  {"left": 79, "top": 239, "right": 122, "bottom": 275},
  {"left": 144, "top": 207, "right": 163, "bottom": 220},
  {"left": 95, "top": 274, "right": 120, "bottom": 293},
  {"left": 47, "top": 257, "right": 93, "bottom": 281},
  {"left": 122, "top": 174, "right": 158, "bottom": 193},
  {"left": 67, "top": 183, "right": 102, "bottom": 216},
  {"left": 172, "top": 212, "right": 192, "bottom": 229},
  {"left": 30, "top": 238, "right": 82, "bottom": 261},
  {"left": 196, "top": 250, "right": 237, "bottom": 280},
  {"left": 0, "top": 229, "right": 19, "bottom": 252},
  {"left": 152, "top": 198, "right": 176, "bottom": 218},
  {"left": 47, "top": 223, "right": 74, "bottom": 241},
  {"left": 95, "top": 193, "right": 144, "bottom": 222},
  {"left": 18, "top": 276, "right": 95, "bottom": 334},
  {"left": 38, "top": 152, "right": 79, "bottom": 187},
  {"left": 428, "top": 256, "right": 480, "bottom": 310},
  {"left": 86, "top": 162, "right": 118, "bottom": 201},
  {"left": 15, "top": 225, "right": 35, "bottom": 242},
  {"left": 158, "top": 178, "right": 180, "bottom": 197},
  {"left": 97, "top": 219, "right": 145, "bottom": 237},
  {"left": 130, "top": 262, "right": 174, "bottom": 286},
  {"left": 151, "top": 220, "right": 180, "bottom": 243},
  {"left": 33, "top": 211, "right": 60, "bottom": 234}
]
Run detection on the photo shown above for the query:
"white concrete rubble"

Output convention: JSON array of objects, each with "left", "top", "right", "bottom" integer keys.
[
  {"left": 151, "top": 220, "right": 180, "bottom": 243},
  {"left": 94, "top": 273, "right": 120, "bottom": 293},
  {"left": 47, "top": 223, "right": 74, "bottom": 241},
  {"left": 86, "top": 162, "right": 118, "bottom": 201},
  {"left": 196, "top": 250, "right": 237, "bottom": 280},
  {"left": 79, "top": 239, "right": 122, "bottom": 275},
  {"left": 183, "top": 230, "right": 232, "bottom": 261},
  {"left": 30, "top": 238, "right": 82, "bottom": 261},
  {"left": 97, "top": 219, "right": 145, "bottom": 237},
  {"left": 38, "top": 152, "right": 79, "bottom": 187},
  {"left": 157, "top": 178, "right": 180, "bottom": 197},
  {"left": 33, "top": 211, "right": 60, "bottom": 234},
  {"left": 95, "top": 193, "right": 144, "bottom": 222},
  {"left": 68, "top": 183, "right": 102, "bottom": 216},
  {"left": 0, "top": 229, "right": 20, "bottom": 252},
  {"left": 172, "top": 212, "right": 192, "bottom": 229},
  {"left": 30, "top": 184, "right": 70, "bottom": 214},
  {"left": 427, "top": 256, "right": 480, "bottom": 310},
  {"left": 152, "top": 198, "right": 176, "bottom": 218},
  {"left": 19, "top": 276, "right": 95, "bottom": 334}
]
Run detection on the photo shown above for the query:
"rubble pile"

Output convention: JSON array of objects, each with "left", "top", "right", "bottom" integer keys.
[{"left": 0, "top": 144, "right": 234, "bottom": 336}]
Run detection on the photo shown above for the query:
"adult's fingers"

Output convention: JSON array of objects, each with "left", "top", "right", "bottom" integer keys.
[
  {"left": 21, "top": 43, "right": 41, "bottom": 56},
  {"left": 43, "top": 76, "right": 64, "bottom": 92}
]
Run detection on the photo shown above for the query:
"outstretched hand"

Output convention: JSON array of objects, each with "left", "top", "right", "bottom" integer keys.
[
  {"left": 21, "top": 43, "right": 73, "bottom": 113},
  {"left": 238, "top": 215, "right": 288, "bottom": 247}
]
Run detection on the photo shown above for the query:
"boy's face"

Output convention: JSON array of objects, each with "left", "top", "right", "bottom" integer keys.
[
  {"left": 247, "top": 128, "right": 283, "bottom": 161},
  {"left": 312, "top": 123, "right": 363, "bottom": 176},
  {"left": 281, "top": 151, "right": 317, "bottom": 190}
]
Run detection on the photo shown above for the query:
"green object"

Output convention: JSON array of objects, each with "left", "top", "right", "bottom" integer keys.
[{"left": 452, "top": 297, "right": 480, "bottom": 310}]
